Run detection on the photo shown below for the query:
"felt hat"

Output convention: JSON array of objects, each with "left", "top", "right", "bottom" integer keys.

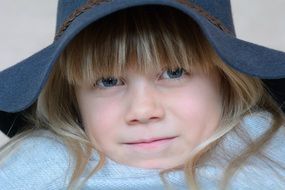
[{"left": 1, "top": 0, "right": 285, "bottom": 137}]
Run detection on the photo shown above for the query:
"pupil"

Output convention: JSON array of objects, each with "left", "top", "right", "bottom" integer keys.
[
  {"left": 167, "top": 68, "right": 183, "bottom": 78},
  {"left": 102, "top": 77, "right": 117, "bottom": 87}
]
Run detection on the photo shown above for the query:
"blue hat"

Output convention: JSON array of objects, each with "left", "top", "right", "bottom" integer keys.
[{"left": 1, "top": 0, "right": 285, "bottom": 136}]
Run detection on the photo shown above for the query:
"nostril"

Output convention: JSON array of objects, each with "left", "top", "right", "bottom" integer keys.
[
  {"left": 149, "top": 116, "right": 160, "bottom": 121},
  {"left": 127, "top": 115, "right": 162, "bottom": 125},
  {"left": 128, "top": 119, "right": 139, "bottom": 125}
]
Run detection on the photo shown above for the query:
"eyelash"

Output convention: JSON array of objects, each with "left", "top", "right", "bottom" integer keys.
[{"left": 94, "top": 68, "right": 188, "bottom": 89}]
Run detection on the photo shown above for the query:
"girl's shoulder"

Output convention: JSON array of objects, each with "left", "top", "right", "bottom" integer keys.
[
  {"left": 238, "top": 112, "right": 285, "bottom": 189},
  {"left": 199, "top": 112, "right": 285, "bottom": 190},
  {"left": 241, "top": 111, "right": 285, "bottom": 137},
  {"left": 225, "top": 112, "right": 285, "bottom": 189},
  {"left": 241, "top": 111, "right": 285, "bottom": 158},
  {"left": 0, "top": 130, "right": 71, "bottom": 189},
  {"left": 225, "top": 111, "right": 285, "bottom": 154}
]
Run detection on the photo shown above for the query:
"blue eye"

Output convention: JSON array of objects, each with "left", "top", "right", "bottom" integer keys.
[
  {"left": 95, "top": 77, "right": 123, "bottom": 88},
  {"left": 161, "top": 68, "right": 185, "bottom": 79}
]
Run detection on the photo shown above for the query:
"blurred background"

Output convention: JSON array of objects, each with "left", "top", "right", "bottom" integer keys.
[{"left": 1, "top": 0, "right": 285, "bottom": 146}]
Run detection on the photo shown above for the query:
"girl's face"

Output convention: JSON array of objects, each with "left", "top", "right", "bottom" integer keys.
[{"left": 76, "top": 66, "right": 222, "bottom": 169}]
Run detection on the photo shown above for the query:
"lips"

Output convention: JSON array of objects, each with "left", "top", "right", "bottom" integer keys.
[
  {"left": 124, "top": 136, "right": 177, "bottom": 145},
  {"left": 123, "top": 136, "right": 177, "bottom": 151}
]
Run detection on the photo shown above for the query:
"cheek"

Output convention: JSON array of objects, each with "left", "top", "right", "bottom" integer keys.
[
  {"left": 79, "top": 98, "right": 123, "bottom": 146},
  {"left": 171, "top": 88, "right": 219, "bottom": 120},
  {"left": 171, "top": 92, "right": 211, "bottom": 135},
  {"left": 167, "top": 81, "right": 221, "bottom": 142}
]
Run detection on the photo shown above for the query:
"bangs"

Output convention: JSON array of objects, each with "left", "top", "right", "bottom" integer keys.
[{"left": 60, "top": 5, "right": 216, "bottom": 86}]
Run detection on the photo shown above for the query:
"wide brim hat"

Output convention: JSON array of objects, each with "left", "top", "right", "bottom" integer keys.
[{"left": 1, "top": 0, "right": 285, "bottom": 137}]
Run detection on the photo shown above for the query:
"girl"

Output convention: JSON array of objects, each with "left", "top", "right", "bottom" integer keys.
[{"left": 1, "top": 1, "right": 285, "bottom": 190}]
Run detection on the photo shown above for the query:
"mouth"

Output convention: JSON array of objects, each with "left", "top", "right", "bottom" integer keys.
[
  {"left": 126, "top": 136, "right": 177, "bottom": 144},
  {"left": 123, "top": 136, "right": 177, "bottom": 150}
]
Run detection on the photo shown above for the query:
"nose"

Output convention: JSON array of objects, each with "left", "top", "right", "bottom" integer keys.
[{"left": 125, "top": 83, "right": 165, "bottom": 125}]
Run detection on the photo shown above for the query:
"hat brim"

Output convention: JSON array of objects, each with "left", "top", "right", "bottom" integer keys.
[{"left": 1, "top": 0, "right": 285, "bottom": 114}]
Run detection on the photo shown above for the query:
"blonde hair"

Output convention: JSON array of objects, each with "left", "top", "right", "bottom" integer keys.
[{"left": 1, "top": 5, "right": 284, "bottom": 190}]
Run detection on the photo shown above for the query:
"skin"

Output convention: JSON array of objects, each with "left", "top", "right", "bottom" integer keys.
[{"left": 75, "top": 66, "right": 222, "bottom": 170}]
